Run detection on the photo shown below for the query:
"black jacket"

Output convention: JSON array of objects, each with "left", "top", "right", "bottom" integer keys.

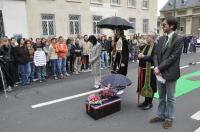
[
  {"left": 15, "top": 45, "right": 30, "bottom": 65},
  {"left": 117, "top": 37, "right": 129, "bottom": 76},
  {"left": 153, "top": 33, "right": 183, "bottom": 81},
  {"left": 71, "top": 43, "right": 82, "bottom": 57},
  {"left": 0, "top": 45, "right": 15, "bottom": 62}
]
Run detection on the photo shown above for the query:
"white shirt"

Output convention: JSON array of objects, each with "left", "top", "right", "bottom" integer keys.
[
  {"left": 165, "top": 31, "right": 174, "bottom": 47},
  {"left": 116, "top": 37, "right": 122, "bottom": 51}
]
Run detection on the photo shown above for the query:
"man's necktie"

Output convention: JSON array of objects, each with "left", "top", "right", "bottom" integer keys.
[{"left": 165, "top": 36, "right": 169, "bottom": 47}]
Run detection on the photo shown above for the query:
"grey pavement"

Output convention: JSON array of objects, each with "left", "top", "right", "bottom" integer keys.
[{"left": 0, "top": 51, "right": 200, "bottom": 132}]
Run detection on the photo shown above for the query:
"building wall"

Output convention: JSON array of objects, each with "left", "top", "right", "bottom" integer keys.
[
  {"left": 26, "top": 0, "right": 157, "bottom": 39},
  {"left": 160, "top": 7, "right": 200, "bottom": 36},
  {"left": 192, "top": 16, "right": 200, "bottom": 35},
  {"left": 0, "top": 0, "right": 28, "bottom": 38}
]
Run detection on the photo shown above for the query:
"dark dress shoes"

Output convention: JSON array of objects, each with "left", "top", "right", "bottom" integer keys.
[
  {"left": 138, "top": 102, "right": 147, "bottom": 108},
  {"left": 142, "top": 103, "right": 153, "bottom": 110}
]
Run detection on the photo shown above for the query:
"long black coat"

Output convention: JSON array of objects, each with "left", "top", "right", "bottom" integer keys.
[
  {"left": 116, "top": 37, "right": 129, "bottom": 76},
  {"left": 153, "top": 33, "right": 183, "bottom": 81},
  {"left": 0, "top": 45, "right": 16, "bottom": 88},
  {"left": 137, "top": 45, "right": 157, "bottom": 93}
]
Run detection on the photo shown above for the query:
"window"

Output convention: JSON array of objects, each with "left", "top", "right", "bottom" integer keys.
[
  {"left": 181, "top": 0, "right": 187, "bottom": 4},
  {"left": 142, "top": 0, "right": 149, "bottom": 8},
  {"left": 41, "top": 14, "right": 56, "bottom": 36},
  {"left": 0, "top": 10, "right": 5, "bottom": 37},
  {"left": 66, "top": 0, "right": 81, "bottom": 3},
  {"left": 69, "top": 15, "right": 80, "bottom": 35},
  {"left": 180, "top": 26, "right": 184, "bottom": 32},
  {"left": 143, "top": 19, "right": 149, "bottom": 34},
  {"left": 129, "top": 18, "right": 136, "bottom": 34},
  {"left": 128, "top": 0, "right": 136, "bottom": 7},
  {"left": 93, "top": 16, "right": 102, "bottom": 35},
  {"left": 91, "top": 0, "right": 102, "bottom": 4},
  {"left": 111, "top": 0, "right": 120, "bottom": 5}
]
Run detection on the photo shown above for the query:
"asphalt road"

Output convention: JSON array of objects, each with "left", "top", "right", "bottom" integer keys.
[{"left": 0, "top": 51, "right": 200, "bottom": 132}]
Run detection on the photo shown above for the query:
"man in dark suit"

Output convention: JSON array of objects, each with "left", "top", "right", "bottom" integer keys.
[
  {"left": 183, "top": 36, "right": 190, "bottom": 54},
  {"left": 149, "top": 16, "right": 183, "bottom": 129}
]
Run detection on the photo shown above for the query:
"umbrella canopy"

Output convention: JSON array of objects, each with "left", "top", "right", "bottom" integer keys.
[
  {"left": 101, "top": 74, "right": 132, "bottom": 88},
  {"left": 97, "top": 16, "right": 133, "bottom": 30}
]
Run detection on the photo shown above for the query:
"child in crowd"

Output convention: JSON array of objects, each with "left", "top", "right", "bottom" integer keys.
[{"left": 34, "top": 46, "right": 46, "bottom": 82}]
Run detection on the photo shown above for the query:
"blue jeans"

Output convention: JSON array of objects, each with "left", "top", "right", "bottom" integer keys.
[
  {"left": 50, "top": 59, "right": 58, "bottom": 76},
  {"left": 18, "top": 62, "right": 31, "bottom": 85},
  {"left": 29, "top": 61, "right": 35, "bottom": 80},
  {"left": 58, "top": 57, "right": 67, "bottom": 76},
  {"left": 157, "top": 81, "right": 176, "bottom": 120},
  {"left": 37, "top": 66, "right": 45, "bottom": 80},
  {"left": 101, "top": 51, "right": 108, "bottom": 68}
]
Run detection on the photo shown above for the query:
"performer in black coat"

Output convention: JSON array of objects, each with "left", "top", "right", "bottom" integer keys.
[
  {"left": 0, "top": 37, "right": 15, "bottom": 90},
  {"left": 112, "top": 29, "right": 129, "bottom": 76}
]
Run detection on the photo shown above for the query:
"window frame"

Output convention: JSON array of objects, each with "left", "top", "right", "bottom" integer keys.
[
  {"left": 181, "top": 0, "right": 187, "bottom": 4},
  {"left": 41, "top": 14, "right": 56, "bottom": 36},
  {"left": 129, "top": 17, "right": 136, "bottom": 34},
  {"left": 0, "top": 10, "right": 5, "bottom": 38},
  {"left": 92, "top": 15, "right": 102, "bottom": 35},
  {"left": 142, "top": 0, "right": 149, "bottom": 9},
  {"left": 111, "top": 0, "right": 120, "bottom": 6},
  {"left": 142, "top": 18, "right": 149, "bottom": 34},
  {"left": 90, "top": 0, "right": 103, "bottom": 4},
  {"left": 128, "top": 0, "right": 136, "bottom": 8},
  {"left": 69, "top": 14, "right": 81, "bottom": 36}
]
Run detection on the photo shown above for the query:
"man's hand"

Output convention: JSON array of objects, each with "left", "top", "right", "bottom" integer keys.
[
  {"left": 138, "top": 53, "right": 144, "bottom": 59},
  {"left": 154, "top": 67, "right": 160, "bottom": 75}
]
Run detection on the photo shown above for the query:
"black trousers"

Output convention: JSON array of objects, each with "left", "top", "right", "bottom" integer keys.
[
  {"left": 183, "top": 46, "right": 188, "bottom": 53},
  {"left": 69, "top": 55, "right": 74, "bottom": 73},
  {"left": 113, "top": 52, "right": 121, "bottom": 71},
  {"left": 81, "top": 55, "right": 89, "bottom": 70},
  {"left": 144, "top": 93, "right": 155, "bottom": 105},
  {"left": 0, "top": 61, "right": 15, "bottom": 88}
]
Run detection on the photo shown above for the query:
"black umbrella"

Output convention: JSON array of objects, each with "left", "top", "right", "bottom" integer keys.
[
  {"left": 97, "top": 16, "right": 133, "bottom": 30},
  {"left": 101, "top": 74, "right": 132, "bottom": 88}
]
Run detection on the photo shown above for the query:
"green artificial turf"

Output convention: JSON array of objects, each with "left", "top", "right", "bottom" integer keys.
[{"left": 155, "top": 71, "right": 200, "bottom": 98}]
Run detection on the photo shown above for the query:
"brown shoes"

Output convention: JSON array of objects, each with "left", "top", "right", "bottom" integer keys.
[
  {"left": 149, "top": 117, "right": 164, "bottom": 123},
  {"left": 163, "top": 120, "right": 173, "bottom": 129},
  {"left": 150, "top": 117, "right": 173, "bottom": 129}
]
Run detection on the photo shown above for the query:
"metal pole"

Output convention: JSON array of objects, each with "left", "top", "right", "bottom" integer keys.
[{"left": 173, "top": 0, "right": 176, "bottom": 16}]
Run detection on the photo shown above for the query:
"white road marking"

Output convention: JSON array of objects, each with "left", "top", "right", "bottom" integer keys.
[
  {"left": 180, "top": 65, "right": 189, "bottom": 69},
  {"left": 194, "top": 127, "right": 200, "bottom": 132},
  {"left": 191, "top": 110, "right": 200, "bottom": 132},
  {"left": 32, "top": 88, "right": 109, "bottom": 109},
  {"left": 191, "top": 111, "right": 200, "bottom": 121},
  {"left": 196, "top": 61, "right": 200, "bottom": 64},
  {"left": 32, "top": 62, "right": 200, "bottom": 109}
]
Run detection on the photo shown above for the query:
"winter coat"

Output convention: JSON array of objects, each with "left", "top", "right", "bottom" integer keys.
[
  {"left": 89, "top": 42, "right": 102, "bottom": 76},
  {"left": 34, "top": 50, "right": 46, "bottom": 66},
  {"left": 15, "top": 45, "right": 30, "bottom": 65},
  {"left": 55, "top": 43, "right": 68, "bottom": 59}
]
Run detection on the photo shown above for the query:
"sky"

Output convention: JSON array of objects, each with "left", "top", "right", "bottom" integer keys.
[{"left": 158, "top": 0, "right": 168, "bottom": 16}]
